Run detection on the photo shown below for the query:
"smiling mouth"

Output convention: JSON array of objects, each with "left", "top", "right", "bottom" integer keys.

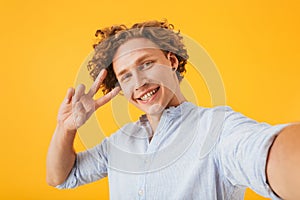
[{"left": 137, "top": 87, "right": 160, "bottom": 101}]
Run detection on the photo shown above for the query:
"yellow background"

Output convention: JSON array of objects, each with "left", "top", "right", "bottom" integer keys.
[{"left": 0, "top": 0, "right": 299, "bottom": 199}]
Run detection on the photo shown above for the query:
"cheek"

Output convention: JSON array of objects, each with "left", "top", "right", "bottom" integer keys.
[
  {"left": 119, "top": 65, "right": 178, "bottom": 99},
  {"left": 120, "top": 82, "right": 134, "bottom": 99},
  {"left": 149, "top": 65, "right": 178, "bottom": 91}
]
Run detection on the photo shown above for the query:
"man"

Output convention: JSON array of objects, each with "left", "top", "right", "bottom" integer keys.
[{"left": 46, "top": 20, "right": 300, "bottom": 199}]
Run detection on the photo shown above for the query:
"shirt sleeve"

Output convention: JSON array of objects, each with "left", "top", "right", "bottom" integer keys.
[
  {"left": 56, "top": 137, "right": 109, "bottom": 189},
  {"left": 216, "top": 106, "right": 289, "bottom": 199}
]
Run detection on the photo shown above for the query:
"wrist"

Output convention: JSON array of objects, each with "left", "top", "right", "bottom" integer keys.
[{"left": 56, "top": 122, "right": 77, "bottom": 137}]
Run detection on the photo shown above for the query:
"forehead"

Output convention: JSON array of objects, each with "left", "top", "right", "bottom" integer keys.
[
  {"left": 114, "top": 38, "right": 160, "bottom": 58},
  {"left": 113, "top": 38, "right": 162, "bottom": 67}
]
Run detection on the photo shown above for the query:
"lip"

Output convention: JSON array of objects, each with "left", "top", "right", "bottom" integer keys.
[{"left": 135, "top": 86, "right": 160, "bottom": 104}]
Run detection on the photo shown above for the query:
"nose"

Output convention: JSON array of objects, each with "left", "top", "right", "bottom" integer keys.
[{"left": 133, "top": 70, "right": 147, "bottom": 91}]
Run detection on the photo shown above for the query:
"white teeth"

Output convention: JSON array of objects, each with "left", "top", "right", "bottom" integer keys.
[{"left": 140, "top": 88, "right": 158, "bottom": 101}]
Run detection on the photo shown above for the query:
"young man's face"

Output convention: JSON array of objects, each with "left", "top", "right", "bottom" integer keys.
[{"left": 112, "top": 38, "right": 182, "bottom": 115}]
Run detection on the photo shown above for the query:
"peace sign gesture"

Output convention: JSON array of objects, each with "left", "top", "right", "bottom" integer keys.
[{"left": 57, "top": 69, "right": 120, "bottom": 134}]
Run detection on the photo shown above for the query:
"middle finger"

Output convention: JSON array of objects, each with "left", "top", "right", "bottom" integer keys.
[{"left": 72, "top": 84, "right": 86, "bottom": 104}]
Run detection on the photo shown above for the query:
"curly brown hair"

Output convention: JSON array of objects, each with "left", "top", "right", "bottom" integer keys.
[{"left": 87, "top": 19, "right": 189, "bottom": 94}]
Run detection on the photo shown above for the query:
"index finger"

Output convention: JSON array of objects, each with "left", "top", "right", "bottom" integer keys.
[
  {"left": 87, "top": 69, "right": 107, "bottom": 97},
  {"left": 95, "top": 86, "right": 121, "bottom": 110}
]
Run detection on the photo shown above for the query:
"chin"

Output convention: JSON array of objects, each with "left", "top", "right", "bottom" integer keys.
[{"left": 144, "top": 103, "right": 166, "bottom": 115}]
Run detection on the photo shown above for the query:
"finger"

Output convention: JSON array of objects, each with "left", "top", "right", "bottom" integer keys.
[
  {"left": 72, "top": 84, "right": 86, "bottom": 104},
  {"left": 95, "top": 86, "right": 121, "bottom": 110},
  {"left": 75, "top": 101, "right": 86, "bottom": 113},
  {"left": 64, "top": 87, "right": 75, "bottom": 104},
  {"left": 87, "top": 69, "right": 107, "bottom": 97},
  {"left": 73, "top": 102, "right": 86, "bottom": 128}
]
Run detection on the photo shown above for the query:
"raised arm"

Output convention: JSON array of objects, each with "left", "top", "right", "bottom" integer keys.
[
  {"left": 46, "top": 69, "right": 120, "bottom": 187},
  {"left": 267, "top": 123, "right": 300, "bottom": 199}
]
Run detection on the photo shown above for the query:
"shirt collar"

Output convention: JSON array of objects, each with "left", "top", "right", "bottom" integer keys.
[{"left": 138, "top": 101, "right": 190, "bottom": 124}]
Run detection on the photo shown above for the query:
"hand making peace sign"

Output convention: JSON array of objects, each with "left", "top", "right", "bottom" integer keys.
[{"left": 57, "top": 69, "right": 121, "bottom": 134}]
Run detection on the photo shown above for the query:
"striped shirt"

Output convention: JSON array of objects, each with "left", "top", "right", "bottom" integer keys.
[{"left": 57, "top": 102, "right": 286, "bottom": 200}]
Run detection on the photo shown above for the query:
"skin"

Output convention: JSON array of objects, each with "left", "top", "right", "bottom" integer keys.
[
  {"left": 46, "top": 70, "right": 120, "bottom": 186},
  {"left": 46, "top": 38, "right": 186, "bottom": 186},
  {"left": 47, "top": 37, "right": 300, "bottom": 200},
  {"left": 112, "top": 38, "right": 186, "bottom": 131},
  {"left": 267, "top": 123, "right": 300, "bottom": 199}
]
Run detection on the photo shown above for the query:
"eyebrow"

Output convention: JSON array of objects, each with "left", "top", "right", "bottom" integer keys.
[{"left": 116, "top": 54, "right": 153, "bottom": 77}]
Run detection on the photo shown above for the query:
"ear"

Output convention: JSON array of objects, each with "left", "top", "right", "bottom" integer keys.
[{"left": 167, "top": 52, "right": 179, "bottom": 70}]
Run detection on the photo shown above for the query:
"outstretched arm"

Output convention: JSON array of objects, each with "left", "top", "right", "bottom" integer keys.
[{"left": 267, "top": 123, "right": 300, "bottom": 199}]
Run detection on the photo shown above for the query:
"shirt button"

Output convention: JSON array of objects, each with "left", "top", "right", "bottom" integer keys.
[{"left": 138, "top": 189, "right": 144, "bottom": 196}]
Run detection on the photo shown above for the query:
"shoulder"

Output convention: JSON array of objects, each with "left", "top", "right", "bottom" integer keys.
[
  {"left": 185, "top": 103, "right": 234, "bottom": 128},
  {"left": 181, "top": 102, "right": 233, "bottom": 117}
]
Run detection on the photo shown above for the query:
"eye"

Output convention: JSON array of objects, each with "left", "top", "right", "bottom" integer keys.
[
  {"left": 120, "top": 72, "right": 132, "bottom": 82},
  {"left": 138, "top": 60, "right": 154, "bottom": 71}
]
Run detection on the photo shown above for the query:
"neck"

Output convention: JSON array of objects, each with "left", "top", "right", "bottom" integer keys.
[{"left": 147, "top": 92, "right": 186, "bottom": 133}]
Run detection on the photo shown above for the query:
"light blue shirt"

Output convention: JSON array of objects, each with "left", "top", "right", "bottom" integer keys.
[{"left": 57, "top": 102, "right": 287, "bottom": 200}]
